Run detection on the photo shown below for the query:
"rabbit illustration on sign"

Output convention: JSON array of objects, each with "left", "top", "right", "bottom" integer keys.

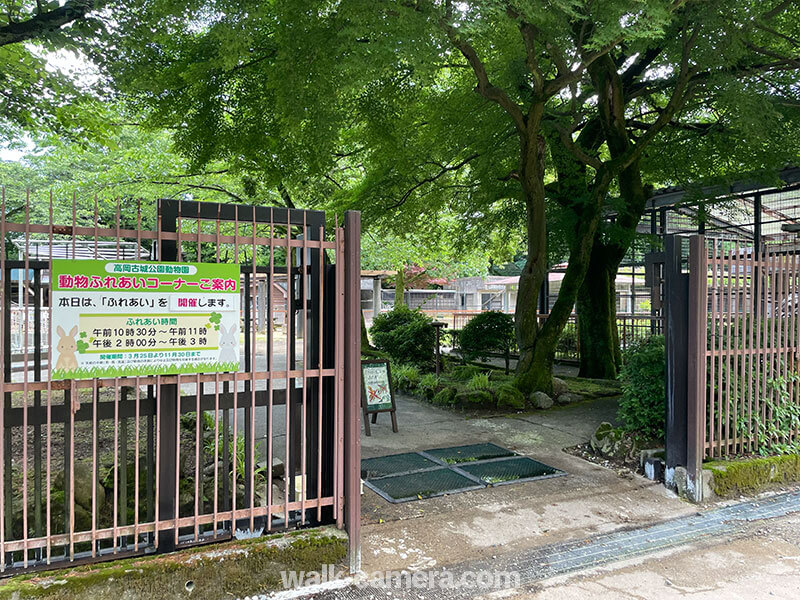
[
  {"left": 218, "top": 322, "right": 239, "bottom": 364},
  {"left": 55, "top": 325, "right": 79, "bottom": 371}
]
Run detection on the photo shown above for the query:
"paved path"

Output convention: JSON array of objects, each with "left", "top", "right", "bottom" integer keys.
[{"left": 265, "top": 489, "right": 800, "bottom": 599}]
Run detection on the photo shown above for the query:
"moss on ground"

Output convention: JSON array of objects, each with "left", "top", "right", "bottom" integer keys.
[
  {"left": 561, "top": 376, "right": 621, "bottom": 398},
  {"left": 0, "top": 527, "right": 347, "bottom": 600},
  {"left": 705, "top": 454, "right": 800, "bottom": 497}
]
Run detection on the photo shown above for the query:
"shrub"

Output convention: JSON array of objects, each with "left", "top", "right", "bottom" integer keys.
[
  {"left": 432, "top": 386, "right": 457, "bottom": 406},
  {"left": 391, "top": 363, "right": 421, "bottom": 393},
  {"left": 617, "top": 336, "right": 665, "bottom": 440},
  {"left": 416, "top": 373, "right": 439, "bottom": 400},
  {"left": 466, "top": 373, "right": 490, "bottom": 391},
  {"left": 450, "top": 365, "right": 482, "bottom": 381},
  {"left": 459, "top": 312, "right": 516, "bottom": 372},
  {"left": 496, "top": 384, "right": 525, "bottom": 410},
  {"left": 371, "top": 305, "right": 435, "bottom": 368}
]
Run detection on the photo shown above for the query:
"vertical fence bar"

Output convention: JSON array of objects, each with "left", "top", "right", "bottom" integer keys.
[
  {"left": 22, "top": 193, "right": 30, "bottom": 566},
  {"left": 334, "top": 222, "right": 344, "bottom": 527},
  {"left": 724, "top": 243, "right": 733, "bottom": 454},
  {"left": 687, "top": 235, "right": 707, "bottom": 499},
  {"left": 708, "top": 239, "right": 718, "bottom": 457},
  {"left": 343, "top": 211, "right": 361, "bottom": 573},
  {"left": 266, "top": 210, "right": 274, "bottom": 532},
  {"left": 284, "top": 212, "right": 291, "bottom": 526},
  {"left": 194, "top": 211, "right": 202, "bottom": 543},
  {"left": 46, "top": 193, "right": 53, "bottom": 564},
  {"left": 213, "top": 203, "right": 221, "bottom": 538},
  {"left": 300, "top": 212, "right": 308, "bottom": 524},
  {"left": 250, "top": 208, "right": 257, "bottom": 532},
  {"left": 317, "top": 225, "right": 324, "bottom": 523},
  {"left": 0, "top": 189, "right": 5, "bottom": 571}
]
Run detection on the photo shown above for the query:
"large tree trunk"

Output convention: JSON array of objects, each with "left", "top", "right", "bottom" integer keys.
[
  {"left": 577, "top": 243, "right": 621, "bottom": 378},
  {"left": 576, "top": 160, "right": 650, "bottom": 378}
]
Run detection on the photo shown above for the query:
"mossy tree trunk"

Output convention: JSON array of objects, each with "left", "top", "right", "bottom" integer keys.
[{"left": 576, "top": 159, "right": 651, "bottom": 378}]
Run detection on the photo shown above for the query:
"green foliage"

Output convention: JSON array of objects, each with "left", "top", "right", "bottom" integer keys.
[
  {"left": 618, "top": 336, "right": 665, "bottom": 440},
  {"left": 431, "top": 386, "right": 457, "bottom": 406},
  {"left": 746, "top": 371, "right": 800, "bottom": 456},
  {"left": 496, "top": 384, "right": 526, "bottom": 410},
  {"left": 466, "top": 373, "right": 490, "bottom": 391},
  {"left": 371, "top": 306, "right": 435, "bottom": 368},
  {"left": 458, "top": 311, "right": 516, "bottom": 362},
  {"left": 416, "top": 373, "right": 439, "bottom": 400},
  {"left": 449, "top": 365, "right": 482, "bottom": 381},
  {"left": 390, "top": 363, "right": 421, "bottom": 393}
]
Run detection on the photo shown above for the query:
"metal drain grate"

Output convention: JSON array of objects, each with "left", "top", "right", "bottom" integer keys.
[
  {"left": 457, "top": 456, "right": 564, "bottom": 486},
  {"left": 363, "top": 467, "right": 485, "bottom": 503},
  {"left": 423, "top": 442, "right": 516, "bottom": 464},
  {"left": 361, "top": 452, "right": 439, "bottom": 479}
]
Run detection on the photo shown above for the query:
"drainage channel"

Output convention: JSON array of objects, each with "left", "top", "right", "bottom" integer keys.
[{"left": 256, "top": 489, "right": 800, "bottom": 600}]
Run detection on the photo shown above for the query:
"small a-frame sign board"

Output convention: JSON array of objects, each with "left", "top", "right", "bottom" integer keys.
[{"left": 361, "top": 359, "right": 398, "bottom": 436}]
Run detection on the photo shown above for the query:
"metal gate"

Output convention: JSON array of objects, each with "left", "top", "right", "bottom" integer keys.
[
  {"left": 665, "top": 234, "right": 800, "bottom": 501},
  {"left": 0, "top": 195, "right": 362, "bottom": 572}
]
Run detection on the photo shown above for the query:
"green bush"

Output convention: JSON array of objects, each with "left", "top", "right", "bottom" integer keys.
[
  {"left": 450, "top": 365, "right": 482, "bottom": 381},
  {"left": 497, "top": 384, "right": 525, "bottom": 410},
  {"left": 432, "top": 386, "right": 457, "bottom": 406},
  {"left": 391, "top": 363, "right": 421, "bottom": 393},
  {"left": 459, "top": 312, "right": 516, "bottom": 371},
  {"left": 371, "top": 305, "right": 435, "bottom": 368},
  {"left": 617, "top": 336, "right": 665, "bottom": 440},
  {"left": 466, "top": 372, "right": 490, "bottom": 391},
  {"left": 416, "top": 373, "right": 439, "bottom": 399}
]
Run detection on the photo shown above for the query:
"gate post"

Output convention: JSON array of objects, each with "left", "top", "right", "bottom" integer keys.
[
  {"left": 156, "top": 199, "right": 179, "bottom": 551},
  {"left": 686, "top": 235, "right": 707, "bottom": 500},
  {"left": 664, "top": 234, "right": 688, "bottom": 484},
  {"left": 664, "top": 234, "right": 706, "bottom": 502},
  {"left": 343, "top": 211, "right": 362, "bottom": 574}
]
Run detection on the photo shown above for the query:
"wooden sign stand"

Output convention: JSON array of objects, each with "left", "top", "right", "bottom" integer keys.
[{"left": 361, "top": 359, "right": 398, "bottom": 436}]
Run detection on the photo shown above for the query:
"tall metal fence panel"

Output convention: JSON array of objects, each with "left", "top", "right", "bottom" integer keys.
[
  {"left": 0, "top": 194, "right": 361, "bottom": 573},
  {"left": 700, "top": 238, "right": 800, "bottom": 459}
]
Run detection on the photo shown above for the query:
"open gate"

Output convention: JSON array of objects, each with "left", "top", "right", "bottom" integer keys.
[{"left": 0, "top": 196, "right": 361, "bottom": 572}]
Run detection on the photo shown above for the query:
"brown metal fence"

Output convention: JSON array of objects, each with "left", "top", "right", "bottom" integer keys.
[
  {"left": 695, "top": 236, "right": 800, "bottom": 459},
  {"left": 445, "top": 310, "right": 661, "bottom": 362},
  {"left": 0, "top": 194, "right": 361, "bottom": 572}
]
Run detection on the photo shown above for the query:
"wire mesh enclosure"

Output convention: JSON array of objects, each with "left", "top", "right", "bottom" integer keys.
[{"left": 0, "top": 193, "right": 358, "bottom": 572}]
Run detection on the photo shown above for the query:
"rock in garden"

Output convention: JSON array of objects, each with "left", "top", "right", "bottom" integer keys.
[
  {"left": 55, "top": 461, "right": 106, "bottom": 512},
  {"left": 590, "top": 422, "right": 631, "bottom": 458},
  {"left": 531, "top": 391, "right": 553, "bottom": 409},
  {"left": 552, "top": 377, "right": 568, "bottom": 397},
  {"left": 555, "top": 392, "right": 581, "bottom": 406},
  {"left": 496, "top": 384, "right": 525, "bottom": 410}
]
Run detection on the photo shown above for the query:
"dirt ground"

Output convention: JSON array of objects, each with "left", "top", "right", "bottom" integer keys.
[{"left": 360, "top": 388, "right": 696, "bottom": 574}]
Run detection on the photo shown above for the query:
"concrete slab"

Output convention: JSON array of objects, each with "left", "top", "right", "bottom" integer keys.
[{"left": 360, "top": 391, "right": 696, "bottom": 573}]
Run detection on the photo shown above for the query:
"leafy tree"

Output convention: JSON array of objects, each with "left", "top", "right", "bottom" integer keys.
[
  {"left": 459, "top": 311, "right": 516, "bottom": 374},
  {"left": 567, "top": 2, "right": 800, "bottom": 378},
  {"left": 97, "top": 0, "right": 800, "bottom": 397},
  {"left": 370, "top": 305, "right": 435, "bottom": 368},
  {"left": 0, "top": 1, "right": 105, "bottom": 137}
]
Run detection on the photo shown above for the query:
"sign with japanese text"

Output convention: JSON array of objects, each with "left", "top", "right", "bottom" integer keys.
[
  {"left": 361, "top": 360, "right": 394, "bottom": 412},
  {"left": 51, "top": 259, "right": 241, "bottom": 379}
]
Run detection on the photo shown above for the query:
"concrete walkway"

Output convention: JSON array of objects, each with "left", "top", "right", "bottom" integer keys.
[{"left": 359, "top": 391, "right": 694, "bottom": 574}]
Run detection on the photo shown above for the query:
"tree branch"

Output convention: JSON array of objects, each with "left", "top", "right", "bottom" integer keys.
[
  {"left": 387, "top": 153, "right": 480, "bottom": 210},
  {"left": 0, "top": 0, "right": 94, "bottom": 47},
  {"left": 439, "top": 18, "right": 526, "bottom": 133}
]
